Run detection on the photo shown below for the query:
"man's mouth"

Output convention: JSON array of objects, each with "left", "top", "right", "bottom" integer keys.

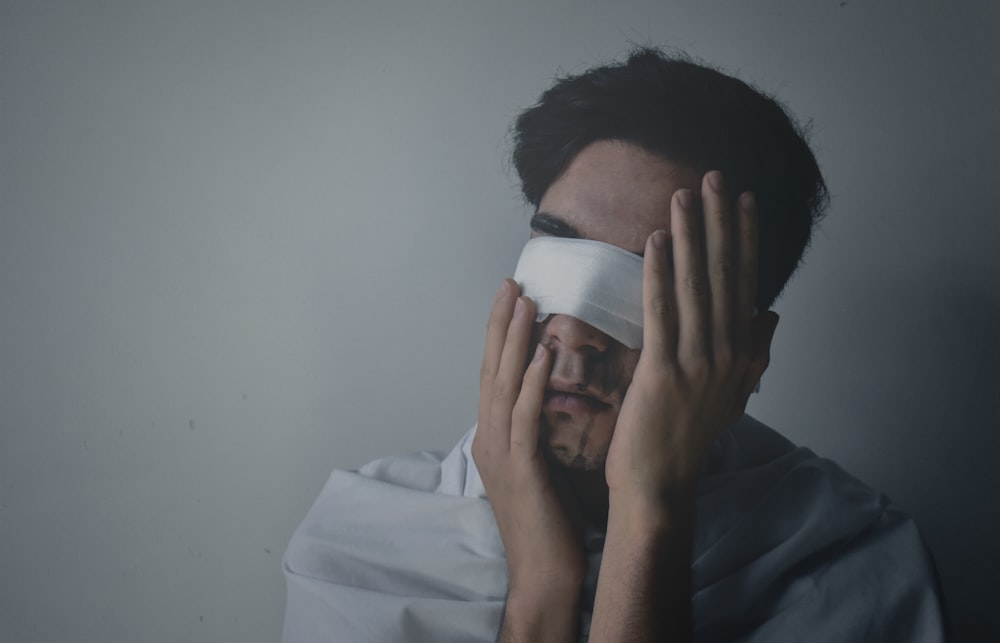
[{"left": 543, "top": 389, "right": 613, "bottom": 414}]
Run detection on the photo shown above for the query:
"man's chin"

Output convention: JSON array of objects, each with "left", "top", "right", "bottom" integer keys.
[
  {"left": 539, "top": 412, "right": 617, "bottom": 471},
  {"left": 540, "top": 434, "right": 608, "bottom": 472},
  {"left": 539, "top": 413, "right": 614, "bottom": 472}
]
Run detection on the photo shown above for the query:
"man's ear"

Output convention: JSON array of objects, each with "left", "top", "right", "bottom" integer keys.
[
  {"left": 748, "top": 311, "right": 780, "bottom": 394},
  {"left": 728, "top": 311, "right": 779, "bottom": 427}
]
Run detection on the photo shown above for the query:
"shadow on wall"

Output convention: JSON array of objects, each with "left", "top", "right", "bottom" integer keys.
[{"left": 844, "top": 268, "right": 1000, "bottom": 641}]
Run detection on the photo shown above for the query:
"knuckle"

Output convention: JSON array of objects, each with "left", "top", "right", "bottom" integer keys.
[
  {"left": 686, "top": 360, "right": 712, "bottom": 383},
  {"left": 634, "top": 364, "right": 675, "bottom": 395},
  {"left": 714, "top": 346, "right": 734, "bottom": 369},
  {"left": 648, "top": 292, "right": 672, "bottom": 318},
  {"left": 685, "top": 272, "right": 708, "bottom": 297},
  {"left": 492, "top": 379, "right": 512, "bottom": 401},
  {"left": 511, "top": 402, "right": 532, "bottom": 427},
  {"left": 709, "top": 206, "right": 730, "bottom": 230},
  {"left": 486, "top": 309, "right": 511, "bottom": 335},
  {"left": 715, "top": 259, "right": 736, "bottom": 283},
  {"left": 646, "top": 361, "right": 676, "bottom": 384}
]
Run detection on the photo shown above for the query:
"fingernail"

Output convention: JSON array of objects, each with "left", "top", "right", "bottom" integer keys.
[
  {"left": 708, "top": 171, "right": 724, "bottom": 193},
  {"left": 532, "top": 343, "right": 545, "bottom": 362},
  {"left": 513, "top": 297, "right": 525, "bottom": 318},
  {"left": 740, "top": 191, "right": 756, "bottom": 210},
  {"left": 496, "top": 280, "right": 511, "bottom": 301},
  {"left": 677, "top": 189, "right": 693, "bottom": 209},
  {"left": 652, "top": 229, "right": 667, "bottom": 249}
]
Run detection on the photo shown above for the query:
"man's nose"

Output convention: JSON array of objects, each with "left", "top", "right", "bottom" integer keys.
[{"left": 542, "top": 314, "right": 610, "bottom": 353}]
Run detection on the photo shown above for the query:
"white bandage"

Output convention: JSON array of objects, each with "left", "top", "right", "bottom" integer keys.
[
  {"left": 513, "top": 235, "right": 762, "bottom": 392},
  {"left": 513, "top": 236, "right": 645, "bottom": 349}
]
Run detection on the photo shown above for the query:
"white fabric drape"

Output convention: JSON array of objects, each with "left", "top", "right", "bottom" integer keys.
[{"left": 282, "top": 416, "right": 946, "bottom": 642}]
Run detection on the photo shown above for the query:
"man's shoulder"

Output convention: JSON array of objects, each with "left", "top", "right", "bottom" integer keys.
[
  {"left": 698, "top": 414, "right": 932, "bottom": 578},
  {"left": 281, "top": 427, "right": 507, "bottom": 642},
  {"left": 352, "top": 426, "right": 485, "bottom": 497},
  {"left": 285, "top": 427, "right": 490, "bottom": 566},
  {"left": 692, "top": 415, "right": 947, "bottom": 642}
]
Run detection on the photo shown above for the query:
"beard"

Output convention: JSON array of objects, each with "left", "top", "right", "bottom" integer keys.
[{"left": 538, "top": 412, "right": 612, "bottom": 472}]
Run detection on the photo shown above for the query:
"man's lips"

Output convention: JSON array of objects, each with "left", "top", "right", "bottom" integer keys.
[{"left": 543, "top": 389, "right": 613, "bottom": 414}]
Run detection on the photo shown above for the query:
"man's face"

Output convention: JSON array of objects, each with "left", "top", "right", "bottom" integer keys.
[{"left": 530, "top": 139, "right": 702, "bottom": 471}]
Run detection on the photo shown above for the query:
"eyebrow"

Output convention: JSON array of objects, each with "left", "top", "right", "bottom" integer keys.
[
  {"left": 529, "top": 212, "right": 645, "bottom": 257},
  {"left": 529, "top": 212, "right": 584, "bottom": 239}
]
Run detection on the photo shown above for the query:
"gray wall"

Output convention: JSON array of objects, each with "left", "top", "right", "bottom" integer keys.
[{"left": 2, "top": 1, "right": 997, "bottom": 641}]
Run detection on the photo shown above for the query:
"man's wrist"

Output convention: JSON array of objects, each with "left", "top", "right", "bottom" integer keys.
[
  {"left": 607, "top": 480, "right": 697, "bottom": 530},
  {"left": 500, "top": 583, "right": 581, "bottom": 643},
  {"left": 591, "top": 486, "right": 696, "bottom": 643}
]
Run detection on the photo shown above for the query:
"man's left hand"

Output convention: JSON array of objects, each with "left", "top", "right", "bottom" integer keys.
[{"left": 605, "top": 171, "right": 779, "bottom": 504}]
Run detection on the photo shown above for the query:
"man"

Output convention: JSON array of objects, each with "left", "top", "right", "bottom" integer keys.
[{"left": 282, "top": 48, "right": 946, "bottom": 642}]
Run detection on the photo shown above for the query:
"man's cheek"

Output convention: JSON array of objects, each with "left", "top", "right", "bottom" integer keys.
[
  {"left": 602, "top": 352, "right": 641, "bottom": 403},
  {"left": 622, "top": 349, "right": 642, "bottom": 381}
]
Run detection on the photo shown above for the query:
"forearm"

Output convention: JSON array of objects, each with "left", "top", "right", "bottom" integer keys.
[
  {"left": 498, "top": 584, "right": 581, "bottom": 643},
  {"left": 589, "top": 491, "right": 696, "bottom": 643}
]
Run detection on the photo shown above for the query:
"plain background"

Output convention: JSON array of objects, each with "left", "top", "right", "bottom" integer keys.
[{"left": 2, "top": 1, "right": 998, "bottom": 641}]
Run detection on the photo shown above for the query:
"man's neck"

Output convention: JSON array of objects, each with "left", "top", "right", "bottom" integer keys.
[{"left": 562, "top": 467, "right": 610, "bottom": 529}]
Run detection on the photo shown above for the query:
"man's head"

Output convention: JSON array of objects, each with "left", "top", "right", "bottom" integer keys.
[
  {"left": 510, "top": 48, "right": 827, "bottom": 471},
  {"left": 513, "top": 47, "right": 827, "bottom": 312}
]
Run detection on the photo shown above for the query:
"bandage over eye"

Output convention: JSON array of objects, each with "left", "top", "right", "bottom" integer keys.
[
  {"left": 513, "top": 236, "right": 644, "bottom": 349},
  {"left": 513, "top": 236, "right": 763, "bottom": 392}
]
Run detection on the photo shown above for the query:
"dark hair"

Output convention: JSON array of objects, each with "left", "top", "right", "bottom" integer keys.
[{"left": 511, "top": 47, "right": 828, "bottom": 310}]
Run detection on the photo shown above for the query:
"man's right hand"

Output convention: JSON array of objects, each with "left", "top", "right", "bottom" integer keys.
[{"left": 472, "top": 278, "right": 584, "bottom": 642}]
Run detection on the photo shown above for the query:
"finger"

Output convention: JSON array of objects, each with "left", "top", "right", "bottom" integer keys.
[
  {"left": 490, "top": 295, "right": 537, "bottom": 435},
  {"left": 641, "top": 228, "right": 678, "bottom": 362},
  {"left": 511, "top": 342, "right": 550, "bottom": 457},
  {"left": 736, "top": 191, "right": 759, "bottom": 348},
  {"left": 703, "top": 171, "right": 737, "bottom": 357},
  {"left": 480, "top": 279, "right": 519, "bottom": 389},
  {"left": 478, "top": 279, "right": 519, "bottom": 435},
  {"left": 672, "top": 188, "right": 711, "bottom": 362}
]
